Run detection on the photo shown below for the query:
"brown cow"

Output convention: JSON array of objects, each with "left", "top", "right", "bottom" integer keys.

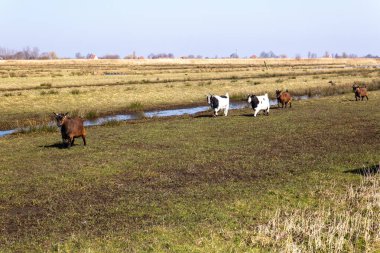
[
  {"left": 53, "top": 112, "right": 86, "bottom": 148},
  {"left": 352, "top": 84, "right": 368, "bottom": 101},
  {"left": 275, "top": 89, "right": 292, "bottom": 108}
]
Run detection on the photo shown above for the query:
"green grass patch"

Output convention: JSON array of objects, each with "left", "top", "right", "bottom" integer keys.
[{"left": 0, "top": 92, "right": 379, "bottom": 251}]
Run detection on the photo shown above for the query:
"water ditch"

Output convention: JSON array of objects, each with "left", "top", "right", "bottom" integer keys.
[{"left": 0, "top": 95, "right": 311, "bottom": 138}]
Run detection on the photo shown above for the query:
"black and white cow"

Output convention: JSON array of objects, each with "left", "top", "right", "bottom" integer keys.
[
  {"left": 206, "top": 93, "right": 229, "bottom": 116},
  {"left": 247, "top": 93, "right": 270, "bottom": 117}
]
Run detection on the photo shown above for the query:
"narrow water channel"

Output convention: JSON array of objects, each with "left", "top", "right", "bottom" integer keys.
[{"left": 0, "top": 96, "right": 310, "bottom": 138}]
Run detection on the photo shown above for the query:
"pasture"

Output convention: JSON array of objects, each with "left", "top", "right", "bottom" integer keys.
[
  {"left": 0, "top": 88, "right": 379, "bottom": 252},
  {"left": 0, "top": 58, "right": 380, "bottom": 130}
]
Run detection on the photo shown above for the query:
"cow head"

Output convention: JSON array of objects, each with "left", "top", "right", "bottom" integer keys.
[
  {"left": 206, "top": 94, "right": 212, "bottom": 105},
  {"left": 53, "top": 112, "right": 68, "bottom": 127},
  {"left": 275, "top": 90, "right": 282, "bottom": 98}
]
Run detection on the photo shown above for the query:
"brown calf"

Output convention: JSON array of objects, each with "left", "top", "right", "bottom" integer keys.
[
  {"left": 275, "top": 90, "right": 292, "bottom": 108},
  {"left": 352, "top": 84, "right": 368, "bottom": 101},
  {"left": 53, "top": 112, "right": 86, "bottom": 148}
]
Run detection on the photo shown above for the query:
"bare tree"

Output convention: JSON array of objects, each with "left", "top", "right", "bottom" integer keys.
[
  {"left": 100, "top": 54, "right": 120, "bottom": 59},
  {"left": 75, "top": 52, "right": 84, "bottom": 59},
  {"left": 31, "top": 47, "right": 39, "bottom": 59}
]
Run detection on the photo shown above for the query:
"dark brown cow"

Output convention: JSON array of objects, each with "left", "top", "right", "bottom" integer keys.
[
  {"left": 352, "top": 84, "right": 368, "bottom": 101},
  {"left": 275, "top": 89, "right": 292, "bottom": 108},
  {"left": 53, "top": 112, "right": 86, "bottom": 148}
]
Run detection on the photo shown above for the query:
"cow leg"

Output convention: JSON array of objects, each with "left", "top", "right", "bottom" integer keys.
[
  {"left": 67, "top": 136, "right": 74, "bottom": 148},
  {"left": 254, "top": 109, "right": 258, "bottom": 117},
  {"left": 82, "top": 135, "right": 86, "bottom": 146},
  {"left": 289, "top": 101, "right": 292, "bottom": 108},
  {"left": 224, "top": 107, "right": 229, "bottom": 116},
  {"left": 71, "top": 138, "right": 75, "bottom": 146},
  {"left": 266, "top": 107, "right": 270, "bottom": 116}
]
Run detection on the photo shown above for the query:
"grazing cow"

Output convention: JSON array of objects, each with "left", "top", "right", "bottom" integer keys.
[
  {"left": 206, "top": 93, "right": 229, "bottom": 116},
  {"left": 352, "top": 84, "right": 368, "bottom": 101},
  {"left": 275, "top": 89, "right": 292, "bottom": 108},
  {"left": 53, "top": 112, "right": 86, "bottom": 148},
  {"left": 247, "top": 93, "right": 270, "bottom": 117}
]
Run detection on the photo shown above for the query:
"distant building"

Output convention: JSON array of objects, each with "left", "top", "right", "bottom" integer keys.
[{"left": 87, "top": 54, "right": 98, "bottom": 60}]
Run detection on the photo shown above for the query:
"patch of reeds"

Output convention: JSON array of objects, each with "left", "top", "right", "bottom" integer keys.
[
  {"left": 85, "top": 111, "right": 98, "bottom": 120},
  {"left": 18, "top": 120, "right": 57, "bottom": 135},
  {"left": 198, "top": 81, "right": 212, "bottom": 87},
  {"left": 127, "top": 102, "right": 144, "bottom": 112},
  {"left": 40, "top": 83, "right": 52, "bottom": 88},
  {"left": 3, "top": 92, "right": 22, "bottom": 97},
  {"left": 253, "top": 168, "right": 380, "bottom": 252},
  {"left": 40, "top": 90, "right": 59, "bottom": 96},
  {"left": 229, "top": 92, "right": 248, "bottom": 101},
  {"left": 101, "top": 119, "right": 123, "bottom": 127},
  {"left": 71, "top": 89, "right": 80, "bottom": 95},
  {"left": 275, "top": 79, "right": 285, "bottom": 83}
]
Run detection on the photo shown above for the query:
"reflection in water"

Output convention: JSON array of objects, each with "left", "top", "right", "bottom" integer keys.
[{"left": 0, "top": 96, "right": 313, "bottom": 138}]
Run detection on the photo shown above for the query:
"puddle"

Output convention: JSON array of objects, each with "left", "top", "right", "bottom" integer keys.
[
  {"left": 0, "top": 95, "right": 313, "bottom": 138},
  {"left": 0, "top": 129, "right": 17, "bottom": 138}
]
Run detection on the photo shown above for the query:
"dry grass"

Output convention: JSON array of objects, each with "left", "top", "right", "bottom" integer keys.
[
  {"left": 253, "top": 167, "right": 380, "bottom": 252},
  {"left": 0, "top": 58, "right": 380, "bottom": 129}
]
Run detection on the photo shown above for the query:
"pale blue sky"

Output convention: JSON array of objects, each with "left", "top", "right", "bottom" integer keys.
[{"left": 1, "top": 0, "right": 379, "bottom": 58}]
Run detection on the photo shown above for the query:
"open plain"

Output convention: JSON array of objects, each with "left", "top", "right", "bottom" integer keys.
[{"left": 0, "top": 59, "right": 379, "bottom": 252}]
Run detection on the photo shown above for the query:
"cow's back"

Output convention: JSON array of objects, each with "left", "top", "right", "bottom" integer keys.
[{"left": 63, "top": 117, "right": 85, "bottom": 137}]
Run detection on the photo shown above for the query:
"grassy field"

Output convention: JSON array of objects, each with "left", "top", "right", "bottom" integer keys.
[
  {"left": 0, "top": 58, "right": 380, "bottom": 130},
  {"left": 0, "top": 91, "right": 379, "bottom": 252}
]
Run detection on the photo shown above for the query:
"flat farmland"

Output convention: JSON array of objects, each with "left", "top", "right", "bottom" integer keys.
[
  {"left": 0, "top": 91, "right": 379, "bottom": 252},
  {"left": 0, "top": 58, "right": 379, "bottom": 129},
  {"left": 0, "top": 59, "right": 379, "bottom": 252}
]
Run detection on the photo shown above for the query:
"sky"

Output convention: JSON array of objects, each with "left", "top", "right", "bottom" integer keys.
[{"left": 1, "top": 0, "right": 379, "bottom": 58}]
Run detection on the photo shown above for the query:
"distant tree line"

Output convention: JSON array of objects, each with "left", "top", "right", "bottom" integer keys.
[
  {"left": 1, "top": 46, "right": 379, "bottom": 60},
  {"left": 0, "top": 47, "right": 58, "bottom": 60},
  {"left": 181, "top": 55, "right": 203, "bottom": 59},
  {"left": 147, "top": 53, "right": 175, "bottom": 59}
]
